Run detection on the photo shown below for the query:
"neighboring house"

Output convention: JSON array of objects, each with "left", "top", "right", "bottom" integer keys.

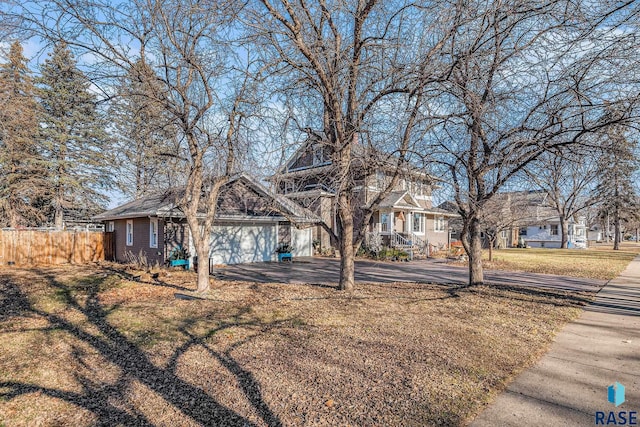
[
  {"left": 93, "top": 174, "right": 319, "bottom": 269},
  {"left": 488, "top": 190, "right": 588, "bottom": 249},
  {"left": 271, "top": 140, "right": 457, "bottom": 254},
  {"left": 442, "top": 191, "right": 588, "bottom": 249},
  {"left": 588, "top": 223, "right": 604, "bottom": 243}
]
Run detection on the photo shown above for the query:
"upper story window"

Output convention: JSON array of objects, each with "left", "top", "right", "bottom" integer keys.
[
  {"left": 312, "top": 144, "right": 323, "bottom": 165},
  {"left": 149, "top": 218, "right": 158, "bottom": 248},
  {"left": 550, "top": 224, "right": 559, "bottom": 236},
  {"left": 126, "top": 220, "right": 134, "bottom": 246},
  {"left": 375, "top": 171, "right": 385, "bottom": 190},
  {"left": 284, "top": 181, "right": 295, "bottom": 193},
  {"left": 434, "top": 216, "right": 445, "bottom": 232}
]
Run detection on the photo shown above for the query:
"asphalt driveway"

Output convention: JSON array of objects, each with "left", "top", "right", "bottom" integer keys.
[{"left": 213, "top": 257, "right": 605, "bottom": 292}]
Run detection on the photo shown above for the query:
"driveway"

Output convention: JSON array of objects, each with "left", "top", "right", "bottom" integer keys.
[{"left": 213, "top": 257, "right": 605, "bottom": 293}]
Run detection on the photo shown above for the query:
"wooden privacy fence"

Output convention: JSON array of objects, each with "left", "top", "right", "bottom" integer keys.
[{"left": 0, "top": 230, "right": 106, "bottom": 266}]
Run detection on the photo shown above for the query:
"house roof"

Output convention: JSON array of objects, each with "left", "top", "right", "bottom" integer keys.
[
  {"left": 273, "top": 138, "right": 435, "bottom": 184},
  {"left": 423, "top": 207, "right": 459, "bottom": 217},
  {"left": 94, "top": 174, "right": 321, "bottom": 224},
  {"left": 379, "top": 191, "right": 421, "bottom": 209}
]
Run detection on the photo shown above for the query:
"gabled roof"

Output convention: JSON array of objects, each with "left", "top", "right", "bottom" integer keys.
[
  {"left": 93, "top": 190, "right": 181, "bottom": 220},
  {"left": 379, "top": 191, "right": 422, "bottom": 209},
  {"left": 94, "top": 174, "right": 321, "bottom": 224},
  {"left": 423, "top": 206, "right": 459, "bottom": 217},
  {"left": 273, "top": 138, "right": 434, "bottom": 183}
]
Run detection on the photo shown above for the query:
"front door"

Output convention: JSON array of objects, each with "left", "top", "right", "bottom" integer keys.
[{"left": 394, "top": 211, "right": 405, "bottom": 233}]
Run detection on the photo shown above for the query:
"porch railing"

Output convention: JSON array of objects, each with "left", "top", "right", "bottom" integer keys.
[{"left": 391, "top": 232, "right": 411, "bottom": 247}]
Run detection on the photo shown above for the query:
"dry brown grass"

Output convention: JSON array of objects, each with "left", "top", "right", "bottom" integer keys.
[
  {"left": 0, "top": 264, "right": 593, "bottom": 426},
  {"left": 482, "top": 243, "right": 640, "bottom": 280}
]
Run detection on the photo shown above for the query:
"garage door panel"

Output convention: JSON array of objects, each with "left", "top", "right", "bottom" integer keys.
[{"left": 209, "top": 224, "right": 276, "bottom": 265}]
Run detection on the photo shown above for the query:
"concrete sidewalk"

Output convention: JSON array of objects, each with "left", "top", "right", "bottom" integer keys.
[{"left": 471, "top": 256, "right": 640, "bottom": 426}]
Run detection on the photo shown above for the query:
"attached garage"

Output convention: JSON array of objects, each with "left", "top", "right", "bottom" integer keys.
[
  {"left": 94, "top": 174, "right": 320, "bottom": 268},
  {"left": 208, "top": 223, "right": 277, "bottom": 265}
]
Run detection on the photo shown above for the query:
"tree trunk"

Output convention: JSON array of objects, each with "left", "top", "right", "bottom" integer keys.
[
  {"left": 192, "top": 225, "right": 212, "bottom": 293},
  {"left": 468, "top": 216, "right": 484, "bottom": 286},
  {"left": 560, "top": 216, "right": 569, "bottom": 249},
  {"left": 613, "top": 208, "right": 621, "bottom": 250},
  {"left": 186, "top": 211, "right": 212, "bottom": 293},
  {"left": 488, "top": 236, "right": 494, "bottom": 262},
  {"left": 337, "top": 194, "right": 355, "bottom": 291},
  {"left": 54, "top": 204, "right": 64, "bottom": 230}
]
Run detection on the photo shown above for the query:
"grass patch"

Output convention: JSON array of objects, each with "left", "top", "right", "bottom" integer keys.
[
  {"left": 482, "top": 243, "right": 640, "bottom": 280},
  {"left": 0, "top": 264, "right": 594, "bottom": 426}
]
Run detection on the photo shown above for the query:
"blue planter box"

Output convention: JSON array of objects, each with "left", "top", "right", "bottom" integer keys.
[
  {"left": 278, "top": 253, "right": 292, "bottom": 262},
  {"left": 170, "top": 259, "right": 190, "bottom": 270}
]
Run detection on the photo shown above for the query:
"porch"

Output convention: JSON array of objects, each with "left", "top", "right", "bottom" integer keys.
[{"left": 369, "top": 209, "right": 430, "bottom": 255}]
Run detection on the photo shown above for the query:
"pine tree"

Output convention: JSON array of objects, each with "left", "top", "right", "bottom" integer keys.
[
  {"left": 110, "top": 59, "right": 184, "bottom": 198},
  {"left": 38, "top": 42, "right": 111, "bottom": 228},
  {"left": 594, "top": 125, "right": 639, "bottom": 250},
  {"left": 0, "top": 41, "right": 45, "bottom": 227}
]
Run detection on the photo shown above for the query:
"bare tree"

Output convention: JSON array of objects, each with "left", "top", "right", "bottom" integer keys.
[
  {"left": 249, "top": 0, "right": 455, "bottom": 290},
  {"left": 524, "top": 149, "right": 598, "bottom": 248},
  {"left": 425, "top": 0, "right": 639, "bottom": 285},
  {"left": 479, "top": 192, "right": 530, "bottom": 261},
  {"left": 23, "top": 0, "right": 258, "bottom": 292},
  {"left": 110, "top": 59, "right": 185, "bottom": 199}
]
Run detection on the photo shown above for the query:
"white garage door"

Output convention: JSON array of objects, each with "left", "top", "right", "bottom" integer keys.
[
  {"left": 291, "top": 227, "right": 312, "bottom": 257},
  {"left": 209, "top": 224, "right": 277, "bottom": 265}
]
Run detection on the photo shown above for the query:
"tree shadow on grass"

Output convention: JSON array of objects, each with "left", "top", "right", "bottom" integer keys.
[{"left": 0, "top": 269, "right": 285, "bottom": 426}]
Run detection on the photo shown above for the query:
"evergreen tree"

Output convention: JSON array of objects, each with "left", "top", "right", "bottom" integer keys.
[
  {"left": 0, "top": 41, "right": 45, "bottom": 227},
  {"left": 38, "top": 42, "right": 111, "bottom": 228},
  {"left": 594, "top": 125, "right": 639, "bottom": 250},
  {"left": 110, "top": 59, "right": 184, "bottom": 198}
]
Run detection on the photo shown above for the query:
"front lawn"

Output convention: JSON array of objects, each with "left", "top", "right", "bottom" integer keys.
[
  {"left": 483, "top": 243, "right": 640, "bottom": 280},
  {"left": 0, "top": 265, "right": 593, "bottom": 426}
]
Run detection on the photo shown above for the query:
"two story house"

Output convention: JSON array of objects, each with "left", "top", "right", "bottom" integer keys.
[
  {"left": 271, "top": 140, "right": 457, "bottom": 255},
  {"left": 485, "top": 190, "right": 588, "bottom": 249}
]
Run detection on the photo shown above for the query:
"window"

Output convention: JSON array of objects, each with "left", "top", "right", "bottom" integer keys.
[
  {"left": 284, "top": 181, "right": 294, "bottom": 193},
  {"left": 415, "top": 182, "right": 423, "bottom": 196},
  {"left": 435, "top": 216, "right": 445, "bottom": 232},
  {"left": 149, "top": 218, "right": 158, "bottom": 248},
  {"left": 550, "top": 224, "right": 559, "bottom": 236},
  {"left": 106, "top": 221, "right": 114, "bottom": 232},
  {"left": 519, "top": 228, "right": 527, "bottom": 236},
  {"left": 412, "top": 213, "right": 424, "bottom": 233},
  {"left": 380, "top": 213, "right": 389, "bottom": 232},
  {"left": 501, "top": 230, "right": 507, "bottom": 238},
  {"left": 126, "top": 220, "right": 134, "bottom": 246},
  {"left": 376, "top": 171, "right": 385, "bottom": 190},
  {"left": 312, "top": 144, "right": 323, "bottom": 165}
]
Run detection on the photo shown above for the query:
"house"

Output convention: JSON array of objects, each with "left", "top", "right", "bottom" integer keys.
[
  {"left": 486, "top": 190, "right": 587, "bottom": 249},
  {"left": 271, "top": 140, "right": 457, "bottom": 254},
  {"left": 93, "top": 174, "right": 320, "bottom": 269},
  {"left": 442, "top": 191, "right": 588, "bottom": 249}
]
